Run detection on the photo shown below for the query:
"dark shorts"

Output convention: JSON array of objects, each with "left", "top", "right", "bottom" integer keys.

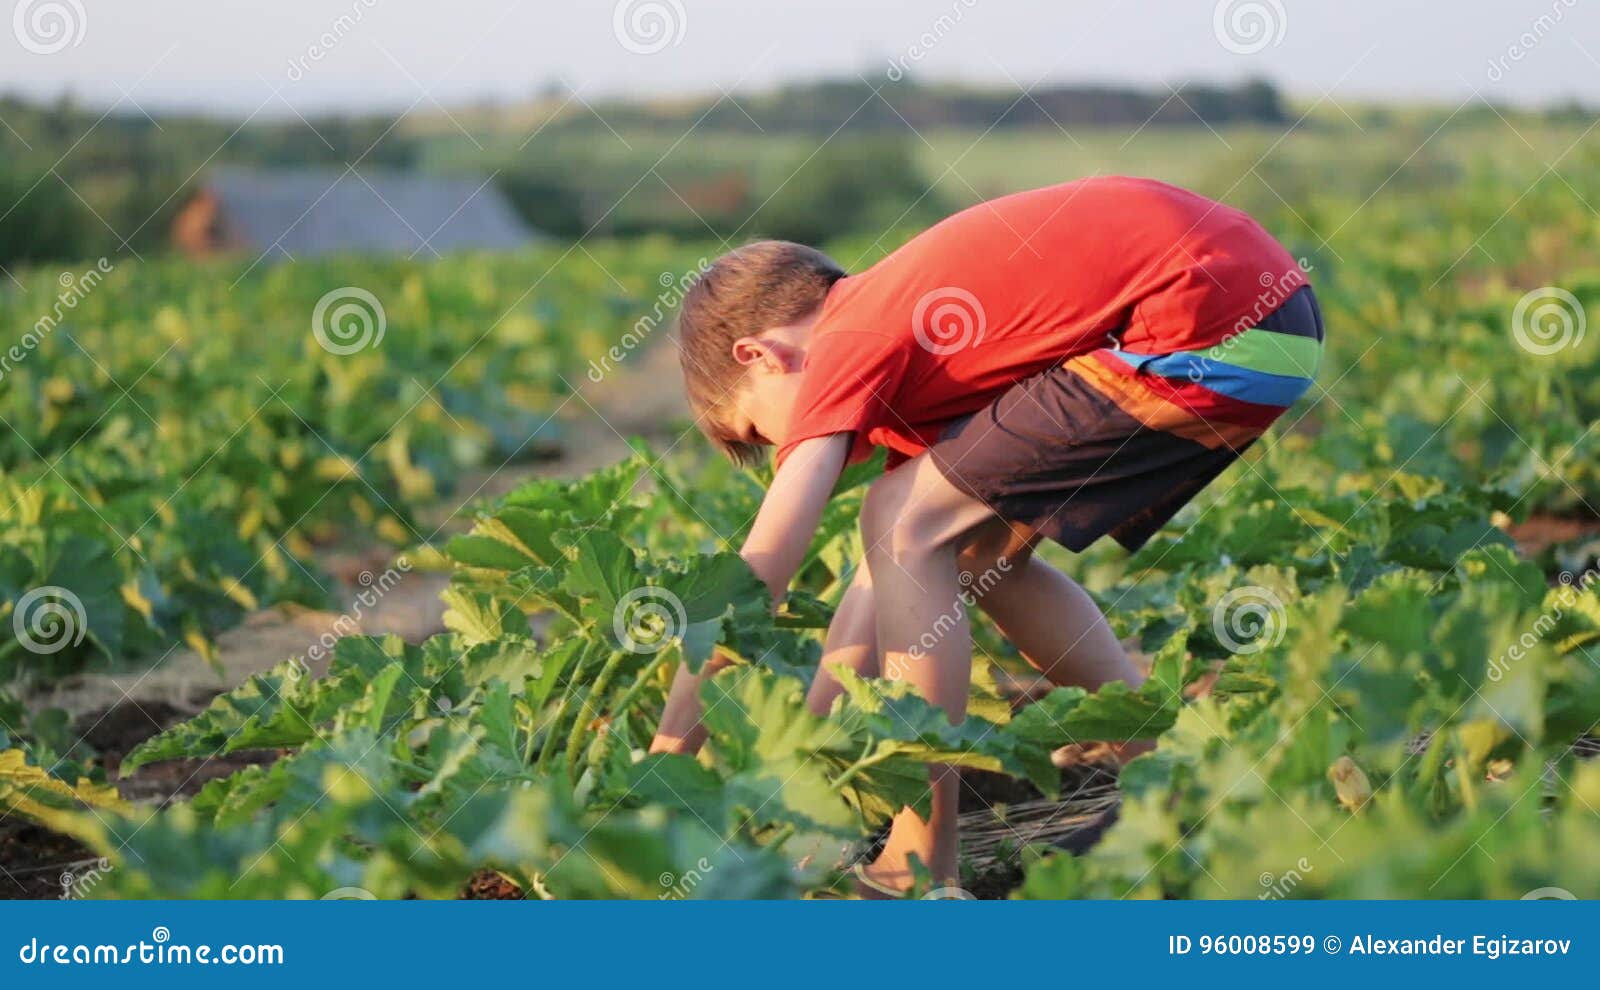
[{"left": 929, "top": 285, "right": 1324, "bottom": 553}]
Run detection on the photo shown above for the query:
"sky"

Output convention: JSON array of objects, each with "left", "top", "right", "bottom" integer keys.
[{"left": 2, "top": 0, "right": 1596, "bottom": 116}]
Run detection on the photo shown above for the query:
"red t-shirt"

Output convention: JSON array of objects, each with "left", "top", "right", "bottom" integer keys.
[{"left": 776, "top": 176, "right": 1307, "bottom": 466}]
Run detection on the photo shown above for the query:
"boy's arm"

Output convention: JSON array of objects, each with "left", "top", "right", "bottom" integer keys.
[
  {"left": 738, "top": 433, "right": 852, "bottom": 604},
  {"left": 649, "top": 433, "right": 852, "bottom": 755}
]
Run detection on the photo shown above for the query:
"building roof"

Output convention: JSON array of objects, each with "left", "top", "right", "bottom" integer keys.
[{"left": 204, "top": 166, "right": 538, "bottom": 257}]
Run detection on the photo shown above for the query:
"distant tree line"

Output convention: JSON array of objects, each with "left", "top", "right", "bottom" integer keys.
[
  {"left": 2, "top": 78, "right": 1589, "bottom": 269},
  {"left": 579, "top": 78, "right": 1291, "bottom": 133}
]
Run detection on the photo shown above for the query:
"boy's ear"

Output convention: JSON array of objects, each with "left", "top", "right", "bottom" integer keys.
[{"left": 731, "top": 336, "right": 803, "bottom": 374}]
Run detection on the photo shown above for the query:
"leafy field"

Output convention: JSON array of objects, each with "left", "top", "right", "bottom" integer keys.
[
  {"left": 3, "top": 121, "right": 1600, "bottom": 899},
  {"left": 0, "top": 241, "right": 694, "bottom": 683}
]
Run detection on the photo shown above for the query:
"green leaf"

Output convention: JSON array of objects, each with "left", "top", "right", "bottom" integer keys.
[
  {"left": 666, "top": 552, "right": 767, "bottom": 623},
  {"left": 121, "top": 636, "right": 426, "bottom": 772},
  {"left": 0, "top": 747, "right": 129, "bottom": 836},
  {"left": 1008, "top": 675, "right": 1182, "bottom": 746},
  {"left": 444, "top": 534, "right": 537, "bottom": 572},
  {"left": 441, "top": 586, "right": 529, "bottom": 644},
  {"left": 561, "top": 530, "right": 639, "bottom": 622}
]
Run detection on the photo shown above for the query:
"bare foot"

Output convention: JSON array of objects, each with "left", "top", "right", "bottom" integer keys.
[
  {"left": 854, "top": 805, "right": 958, "bottom": 897},
  {"left": 1050, "top": 738, "right": 1157, "bottom": 770},
  {"left": 852, "top": 863, "right": 909, "bottom": 899}
]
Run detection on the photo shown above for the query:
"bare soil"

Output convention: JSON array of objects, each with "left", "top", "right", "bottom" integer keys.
[{"left": 1504, "top": 513, "right": 1600, "bottom": 562}]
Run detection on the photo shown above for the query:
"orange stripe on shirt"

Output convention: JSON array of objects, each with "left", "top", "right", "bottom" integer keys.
[
  {"left": 1084, "top": 351, "right": 1285, "bottom": 428},
  {"left": 1067, "top": 353, "right": 1264, "bottom": 451}
]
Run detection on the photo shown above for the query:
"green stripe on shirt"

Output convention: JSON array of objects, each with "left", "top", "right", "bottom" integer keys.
[{"left": 1202, "top": 328, "right": 1322, "bottom": 379}]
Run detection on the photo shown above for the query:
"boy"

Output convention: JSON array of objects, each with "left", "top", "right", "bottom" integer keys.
[{"left": 648, "top": 176, "right": 1322, "bottom": 894}]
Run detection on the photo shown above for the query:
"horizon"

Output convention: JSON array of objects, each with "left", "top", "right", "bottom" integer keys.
[{"left": 5, "top": 72, "right": 1592, "bottom": 125}]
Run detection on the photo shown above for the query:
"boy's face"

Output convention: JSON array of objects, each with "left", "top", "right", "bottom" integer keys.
[{"left": 724, "top": 333, "right": 806, "bottom": 449}]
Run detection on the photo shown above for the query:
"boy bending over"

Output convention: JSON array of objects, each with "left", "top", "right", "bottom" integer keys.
[{"left": 649, "top": 176, "right": 1323, "bottom": 894}]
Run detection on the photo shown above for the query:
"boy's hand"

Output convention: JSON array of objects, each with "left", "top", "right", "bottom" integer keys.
[
  {"left": 738, "top": 433, "right": 850, "bottom": 606},
  {"left": 648, "top": 433, "right": 849, "bottom": 758}
]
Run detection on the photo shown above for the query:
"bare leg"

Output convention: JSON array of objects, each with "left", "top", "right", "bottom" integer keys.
[
  {"left": 856, "top": 457, "right": 997, "bottom": 892},
  {"left": 959, "top": 519, "right": 1153, "bottom": 766},
  {"left": 820, "top": 523, "right": 1141, "bottom": 703},
  {"left": 806, "top": 562, "right": 879, "bottom": 716},
  {"left": 958, "top": 520, "right": 1144, "bottom": 693},
  {"left": 854, "top": 460, "right": 1159, "bottom": 892}
]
